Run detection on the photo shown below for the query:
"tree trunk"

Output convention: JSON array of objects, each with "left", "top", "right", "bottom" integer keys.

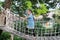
[
  {"left": 4, "top": 0, "right": 14, "bottom": 40},
  {"left": 10, "top": 34, "right": 14, "bottom": 40},
  {"left": 0, "top": 0, "right": 13, "bottom": 39},
  {"left": 4, "top": 0, "right": 11, "bottom": 9}
]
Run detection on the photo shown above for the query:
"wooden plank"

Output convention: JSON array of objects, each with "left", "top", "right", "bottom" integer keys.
[
  {"left": 0, "top": 26, "right": 36, "bottom": 40},
  {"left": 0, "top": 26, "right": 60, "bottom": 40},
  {"left": 36, "top": 36, "right": 60, "bottom": 40}
]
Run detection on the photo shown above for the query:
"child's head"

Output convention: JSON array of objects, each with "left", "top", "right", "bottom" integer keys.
[{"left": 27, "top": 9, "right": 32, "bottom": 15}]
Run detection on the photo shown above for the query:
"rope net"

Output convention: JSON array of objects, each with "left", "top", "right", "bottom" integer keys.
[
  {"left": 0, "top": 9, "right": 58, "bottom": 40},
  {"left": 5, "top": 9, "right": 60, "bottom": 37}
]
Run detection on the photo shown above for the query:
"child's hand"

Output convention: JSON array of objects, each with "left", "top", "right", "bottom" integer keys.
[
  {"left": 20, "top": 17, "right": 23, "bottom": 18},
  {"left": 20, "top": 17, "right": 24, "bottom": 19}
]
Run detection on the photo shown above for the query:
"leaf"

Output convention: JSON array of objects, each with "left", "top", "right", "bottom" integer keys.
[{"left": 25, "top": 1, "right": 32, "bottom": 9}]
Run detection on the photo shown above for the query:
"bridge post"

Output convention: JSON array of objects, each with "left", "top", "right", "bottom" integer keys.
[
  {"left": 5, "top": 8, "right": 14, "bottom": 40},
  {"left": 10, "top": 34, "right": 14, "bottom": 40},
  {"left": 4, "top": 0, "right": 14, "bottom": 40}
]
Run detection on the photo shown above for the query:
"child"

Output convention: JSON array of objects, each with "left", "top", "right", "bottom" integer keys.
[
  {"left": 26, "top": 9, "right": 34, "bottom": 29},
  {"left": 20, "top": 9, "right": 35, "bottom": 36}
]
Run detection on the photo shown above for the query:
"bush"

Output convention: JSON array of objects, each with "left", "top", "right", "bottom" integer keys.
[
  {"left": 0, "top": 32, "right": 11, "bottom": 40},
  {"left": 0, "top": 32, "right": 26, "bottom": 40},
  {"left": 14, "top": 35, "right": 25, "bottom": 40}
]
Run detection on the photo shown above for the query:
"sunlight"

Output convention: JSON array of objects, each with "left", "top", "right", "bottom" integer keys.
[{"left": 0, "top": 0, "right": 5, "bottom": 2}]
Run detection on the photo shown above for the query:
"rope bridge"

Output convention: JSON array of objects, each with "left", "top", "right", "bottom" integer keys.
[{"left": 0, "top": 9, "right": 60, "bottom": 40}]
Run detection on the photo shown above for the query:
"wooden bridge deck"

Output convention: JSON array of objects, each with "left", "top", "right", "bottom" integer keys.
[
  {"left": 0, "top": 26, "right": 60, "bottom": 40},
  {"left": 0, "top": 26, "right": 36, "bottom": 40}
]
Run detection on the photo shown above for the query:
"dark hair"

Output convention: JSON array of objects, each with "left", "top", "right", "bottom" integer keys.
[{"left": 28, "top": 9, "right": 32, "bottom": 13}]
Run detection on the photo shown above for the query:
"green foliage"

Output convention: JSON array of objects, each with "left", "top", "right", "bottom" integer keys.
[
  {"left": 34, "top": 3, "right": 48, "bottom": 16},
  {"left": 25, "top": 1, "right": 32, "bottom": 9},
  {"left": 0, "top": 32, "right": 26, "bottom": 40},
  {"left": 0, "top": 2, "right": 4, "bottom": 11},
  {"left": 0, "top": 1, "right": 5, "bottom": 6},
  {"left": 14, "top": 35, "right": 25, "bottom": 40},
  {"left": 0, "top": 32, "right": 11, "bottom": 40},
  {"left": 0, "top": 2, "right": 3, "bottom": 6},
  {"left": 11, "top": 0, "right": 48, "bottom": 16}
]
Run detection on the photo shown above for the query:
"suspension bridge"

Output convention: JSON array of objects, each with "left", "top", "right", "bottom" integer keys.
[{"left": 0, "top": 8, "right": 60, "bottom": 40}]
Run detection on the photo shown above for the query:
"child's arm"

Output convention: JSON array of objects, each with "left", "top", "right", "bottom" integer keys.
[
  {"left": 33, "top": 16, "right": 38, "bottom": 20},
  {"left": 20, "top": 14, "right": 27, "bottom": 19},
  {"left": 33, "top": 16, "right": 43, "bottom": 20},
  {"left": 23, "top": 14, "right": 30, "bottom": 19},
  {"left": 20, "top": 16, "right": 28, "bottom": 20}
]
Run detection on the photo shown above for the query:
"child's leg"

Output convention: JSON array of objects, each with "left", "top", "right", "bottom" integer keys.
[
  {"left": 25, "top": 28, "right": 36, "bottom": 36},
  {"left": 30, "top": 29, "right": 36, "bottom": 36},
  {"left": 25, "top": 28, "right": 29, "bottom": 35},
  {"left": 32, "top": 29, "right": 36, "bottom": 36}
]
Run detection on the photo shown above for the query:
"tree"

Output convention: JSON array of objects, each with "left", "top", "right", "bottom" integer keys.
[
  {"left": 34, "top": 3, "right": 48, "bottom": 16},
  {"left": 4, "top": 0, "right": 11, "bottom": 9},
  {"left": 11, "top": 0, "right": 48, "bottom": 16}
]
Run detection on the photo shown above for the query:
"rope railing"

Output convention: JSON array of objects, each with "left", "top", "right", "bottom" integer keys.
[
  {"left": 0, "top": 8, "right": 60, "bottom": 40},
  {"left": 6, "top": 9, "right": 60, "bottom": 37}
]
